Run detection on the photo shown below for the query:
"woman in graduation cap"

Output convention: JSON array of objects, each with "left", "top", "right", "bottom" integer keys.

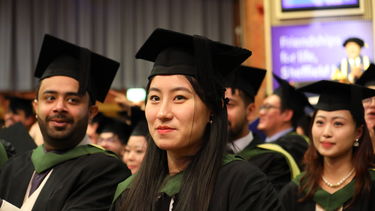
[
  {"left": 112, "top": 28, "right": 283, "bottom": 211},
  {"left": 279, "top": 80, "right": 375, "bottom": 211}
]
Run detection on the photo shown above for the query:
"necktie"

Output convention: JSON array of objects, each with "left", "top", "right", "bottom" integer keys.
[{"left": 29, "top": 169, "right": 51, "bottom": 196}]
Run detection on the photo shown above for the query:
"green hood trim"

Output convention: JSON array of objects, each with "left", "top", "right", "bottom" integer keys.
[
  {"left": 160, "top": 172, "right": 184, "bottom": 197},
  {"left": 159, "top": 153, "right": 242, "bottom": 197},
  {"left": 0, "top": 143, "right": 8, "bottom": 168},
  {"left": 222, "top": 153, "right": 243, "bottom": 165},
  {"left": 236, "top": 147, "right": 271, "bottom": 160},
  {"left": 313, "top": 180, "right": 354, "bottom": 211},
  {"left": 113, "top": 175, "right": 135, "bottom": 202},
  {"left": 288, "top": 132, "right": 310, "bottom": 144},
  {"left": 293, "top": 170, "right": 375, "bottom": 211},
  {"left": 113, "top": 153, "right": 242, "bottom": 202},
  {"left": 31, "top": 144, "right": 116, "bottom": 173}
]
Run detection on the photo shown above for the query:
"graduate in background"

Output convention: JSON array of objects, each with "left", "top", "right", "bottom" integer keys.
[
  {"left": 122, "top": 119, "right": 148, "bottom": 174},
  {"left": 225, "top": 65, "right": 299, "bottom": 191},
  {"left": 279, "top": 80, "right": 375, "bottom": 211},
  {"left": 331, "top": 37, "right": 371, "bottom": 83},
  {"left": 225, "top": 65, "right": 266, "bottom": 153},
  {"left": 112, "top": 28, "right": 282, "bottom": 211},
  {"left": 0, "top": 35, "right": 130, "bottom": 210},
  {"left": 257, "top": 74, "right": 311, "bottom": 170},
  {"left": 356, "top": 63, "right": 375, "bottom": 154},
  {"left": 86, "top": 112, "right": 109, "bottom": 144},
  {"left": 3, "top": 96, "right": 35, "bottom": 130},
  {"left": 97, "top": 117, "right": 132, "bottom": 157},
  {"left": 3, "top": 96, "right": 43, "bottom": 146}
]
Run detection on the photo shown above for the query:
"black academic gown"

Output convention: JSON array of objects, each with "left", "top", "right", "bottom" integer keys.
[
  {"left": 240, "top": 133, "right": 264, "bottom": 151},
  {"left": 279, "top": 171, "right": 375, "bottom": 211},
  {"left": 242, "top": 149, "right": 291, "bottom": 192},
  {"left": 0, "top": 149, "right": 130, "bottom": 211},
  {"left": 236, "top": 134, "right": 292, "bottom": 191},
  {"left": 208, "top": 159, "right": 282, "bottom": 211},
  {"left": 112, "top": 156, "right": 283, "bottom": 211},
  {"left": 272, "top": 132, "right": 309, "bottom": 170},
  {"left": 0, "top": 143, "right": 7, "bottom": 169}
]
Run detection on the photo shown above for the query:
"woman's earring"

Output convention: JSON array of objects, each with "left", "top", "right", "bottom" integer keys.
[
  {"left": 209, "top": 115, "right": 213, "bottom": 124},
  {"left": 353, "top": 138, "right": 359, "bottom": 147}
]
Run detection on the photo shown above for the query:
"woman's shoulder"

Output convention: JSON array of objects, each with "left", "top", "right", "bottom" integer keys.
[
  {"left": 211, "top": 155, "right": 284, "bottom": 211},
  {"left": 222, "top": 154, "right": 259, "bottom": 172},
  {"left": 113, "top": 174, "right": 135, "bottom": 202},
  {"left": 219, "top": 154, "right": 272, "bottom": 185}
]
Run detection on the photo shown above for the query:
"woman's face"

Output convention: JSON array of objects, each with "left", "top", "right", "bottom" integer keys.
[
  {"left": 312, "top": 110, "right": 362, "bottom": 159},
  {"left": 123, "top": 135, "right": 147, "bottom": 174},
  {"left": 145, "top": 75, "right": 211, "bottom": 156}
]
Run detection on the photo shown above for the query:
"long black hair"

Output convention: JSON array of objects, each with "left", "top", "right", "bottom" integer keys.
[{"left": 118, "top": 75, "right": 228, "bottom": 211}]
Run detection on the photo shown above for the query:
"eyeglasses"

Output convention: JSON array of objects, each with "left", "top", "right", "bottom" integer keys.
[
  {"left": 259, "top": 104, "right": 280, "bottom": 111},
  {"left": 97, "top": 136, "right": 118, "bottom": 144},
  {"left": 362, "top": 97, "right": 375, "bottom": 105}
]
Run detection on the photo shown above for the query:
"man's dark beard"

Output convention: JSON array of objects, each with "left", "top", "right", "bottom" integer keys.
[{"left": 38, "top": 113, "right": 89, "bottom": 151}]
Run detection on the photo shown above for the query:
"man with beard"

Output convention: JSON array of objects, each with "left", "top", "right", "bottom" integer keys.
[
  {"left": 225, "top": 66, "right": 301, "bottom": 191},
  {"left": 225, "top": 66, "right": 266, "bottom": 153},
  {"left": 0, "top": 35, "right": 130, "bottom": 210}
]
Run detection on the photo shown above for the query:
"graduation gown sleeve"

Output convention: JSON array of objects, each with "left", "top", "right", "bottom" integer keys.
[
  {"left": 248, "top": 151, "right": 291, "bottom": 191},
  {"left": 273, "top": 133, "right": 308, "bottom": 170},
  {"left": 0, "top": 151, "right": 131, "bottom": 211},
  {"left": 209, "top": 160, "right": 283, "bottom": 211}
]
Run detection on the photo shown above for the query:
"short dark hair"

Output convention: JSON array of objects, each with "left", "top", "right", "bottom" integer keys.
[
  {"left": 7, "top": 97, "right": 34, "bottom": 118},
  {"left": 35, "top": 80, "right": 96, "bottom": 106},
  {"left": 277, "top": 94, "right": 303, "bottom": 129},
  {"left": 230, "top": 88, "right": 254, "bottom": 106}
]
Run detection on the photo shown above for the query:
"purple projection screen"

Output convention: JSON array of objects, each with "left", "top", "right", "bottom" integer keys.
[
  {"left": 282, "top": 0, "right": 359, "bottom": 11},
  {"left": 271, "top": 20, "right": 373, "bottom": 83}
]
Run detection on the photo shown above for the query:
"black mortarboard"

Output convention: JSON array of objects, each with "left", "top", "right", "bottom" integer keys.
[
  {"left": 273, "top": 74, "right": 311, "bottom": 117},
  {"left": 298, "top": 80, "right": 375, "bottom": 124},
  {"left": 0, "top": 122, "right": 37, "bottom": 154},
  {"left": 136, "top": 28, "right": 251, "bottom": 112},
  {"left": 34, "top": 34, "right": 120, "bottom": 102},
  {"left": 225, "top": 65, "right": 266, "bottom": 99},
  {"left": 136, "top": 28, "right": 251, "bottom": 79},
  {"left": 355, "top": 63, "right": 375, "bottom": 86},
  {"left": 97, "top": 118, "right": 132, "bottom": 144},
  {"left": 343, "top": 37, "right": 364, "bottom": 48}
]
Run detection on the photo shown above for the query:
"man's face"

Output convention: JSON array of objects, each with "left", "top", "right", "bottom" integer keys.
[
  {"left": 4, "top": 112, "right": 16, "bottom": 128},
  {"left": 97, "top": 132, "right": 125, "bottom": 157},
  {"left": 363, "top": 85, "right": 375, "bottom": 131},
  {"left": 225, "top": 88, "right": 252, "bottom": 141},
  {"left": 257, "top": 94, "right": 287, "bottom": 136},
  {"left": 33, "top": 76, "right": 97, "bottom": 150},
  {"left": 345, "top": 42, "right": 362, "bottom": 59},
  {"left": 4, "top": 109, "right": 34, "bottom": 129}
]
